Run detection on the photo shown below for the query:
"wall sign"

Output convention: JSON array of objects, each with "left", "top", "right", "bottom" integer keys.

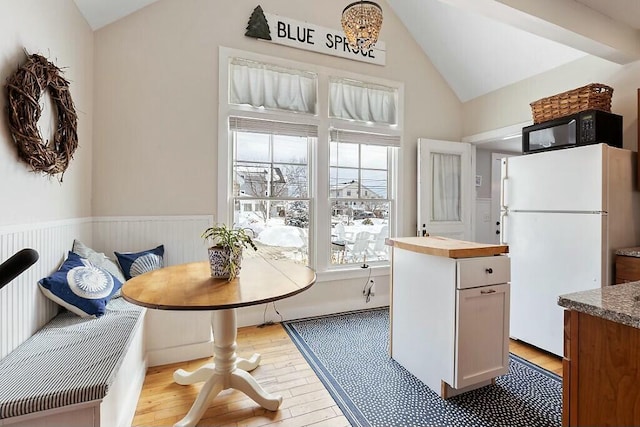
[{"left": 245, "top": 6, "right": 386, "bottom": 66}]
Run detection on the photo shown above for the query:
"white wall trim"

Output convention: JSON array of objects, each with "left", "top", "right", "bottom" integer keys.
[
  {"left": 146, "top": 341, "right": 214, "bottom": 367},
  {"left": 316, "top": 265, "right": 389, "bottom": 282},
  {"left": 92, "top": 215, "right": 213, "bottom": 223},
  {"left": 462, "top": 121, "right": 531, "bottom": 144},
  {"left": 0, "top": 217, "right": 93, "bottom": 235}
]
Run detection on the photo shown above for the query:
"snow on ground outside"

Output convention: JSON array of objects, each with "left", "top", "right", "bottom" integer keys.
[{"left": 236, "top": 212, "right": 388, "bottom": 248}]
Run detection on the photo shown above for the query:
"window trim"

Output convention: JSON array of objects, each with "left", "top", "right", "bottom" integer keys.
[{"left": 218, "top": 47, "right": 404, "bottom": 278}]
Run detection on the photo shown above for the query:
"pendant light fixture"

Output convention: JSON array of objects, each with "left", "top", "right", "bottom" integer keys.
[{"left": 341, "top": 1, "right": 383, "bottom": 50}]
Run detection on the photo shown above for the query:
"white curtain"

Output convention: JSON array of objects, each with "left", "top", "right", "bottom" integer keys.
[
  {"left": 431, "top": 153, "right": 461, "bottom": 221},
  {"left": 230, "top": 58, "right": 317, "bottom": 114},
  {"left": 329, "top": 78, "right": 397, "bottom": 125}
]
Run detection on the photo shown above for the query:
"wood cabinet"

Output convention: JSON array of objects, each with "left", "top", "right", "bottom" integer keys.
[
  {"left": 563, "top": 309, "right": 640, "bottom": 426},
  {"left": 387, "top": 237, "right": 510, "bottom": 398},
  {"left": 615, "top": 253, "right": 640, "bottom": 284}
]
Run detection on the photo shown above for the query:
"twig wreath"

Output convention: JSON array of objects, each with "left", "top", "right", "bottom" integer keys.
[{"left": 5, "top": 53, "right": 78, "bottom": 182}]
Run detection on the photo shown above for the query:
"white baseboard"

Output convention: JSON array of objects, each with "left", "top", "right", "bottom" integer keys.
[
  {"left": 147, "top": 340, "right": 215, "bottom": 367},
  {"left": 236, "top": 294, "right": 390, "bottom": 327}
]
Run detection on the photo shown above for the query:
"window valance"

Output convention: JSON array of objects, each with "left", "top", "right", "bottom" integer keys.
[
  {"left": 230, "top": 58, "right": 317, "bottom": 115},
  {"left": 329, "top": 77, "right": 397, "bottom": 125}
]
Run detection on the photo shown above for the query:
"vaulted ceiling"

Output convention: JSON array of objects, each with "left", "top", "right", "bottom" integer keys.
[{"left": 74, "top": 0, "right": 640, "bottom": 103}]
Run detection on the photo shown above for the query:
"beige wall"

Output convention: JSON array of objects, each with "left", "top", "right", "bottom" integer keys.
[
  {"left": 92, "top": 0, "right": 463, "bottom": 236},
  {"left": 0, "top": 0, "right": 94, "bottom": 226},
  {"left": 463, "top": 55, "right": 640, "bottom": 152}
]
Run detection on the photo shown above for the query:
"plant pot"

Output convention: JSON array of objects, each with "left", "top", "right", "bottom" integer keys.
[{"left": 208, "top": 246, "right": 243, "bottom": 280}]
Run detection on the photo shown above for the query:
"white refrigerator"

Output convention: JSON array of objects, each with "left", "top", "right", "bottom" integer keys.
[{"left": 500, "top": 143, "right": 640, "bottom": 356}]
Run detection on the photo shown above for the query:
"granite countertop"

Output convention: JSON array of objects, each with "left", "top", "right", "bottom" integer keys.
[
  {"left": 615, "top": 247, "right": 640, "bottom": 257},
  {"left": 558, "top": 281, "right": 640, "bottom": 329}
]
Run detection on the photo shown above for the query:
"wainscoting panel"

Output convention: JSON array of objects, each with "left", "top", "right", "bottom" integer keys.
[
  {"left": 0, "top": 219, "right": 93, "bottom": 358},
  {"left": 91, "top": 215, "right": 214, "bottom": 266},
  {"left": 92, "top": 216, "right": 216, "bottom": 366},
  {"left": 1, "top": 215, "right": 391, "bottom": 364}
]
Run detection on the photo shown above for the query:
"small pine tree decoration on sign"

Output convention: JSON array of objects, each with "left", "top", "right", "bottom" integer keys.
[{"left": 245, "top": 5, "right": 272, "bottom": 40}]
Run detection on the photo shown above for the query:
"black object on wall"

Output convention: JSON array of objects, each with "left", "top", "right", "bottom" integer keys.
[{"left": 0, "top": 249, "right": 39, "bottom": 291}]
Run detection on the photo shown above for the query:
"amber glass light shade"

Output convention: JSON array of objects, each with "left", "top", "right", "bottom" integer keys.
[{"left": 341, "top": 1, "right": 383, "bottom": 50}]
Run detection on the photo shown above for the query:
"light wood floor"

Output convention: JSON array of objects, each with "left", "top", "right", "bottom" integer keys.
[{"left": 133, "top": 323, "right": 562, "bottom": 427}]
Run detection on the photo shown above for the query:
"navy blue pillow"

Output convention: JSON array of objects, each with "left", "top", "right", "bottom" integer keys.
[
  {"left": 114, "top": 245, "right": 164, "bottom": 280},
  {"left": 38, "top": 252, "right": 123, "bottom": 318}
]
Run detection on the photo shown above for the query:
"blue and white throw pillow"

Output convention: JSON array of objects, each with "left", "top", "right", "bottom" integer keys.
[
  {"left": 38, "top": 252, "right": 123, "bottom": 318},
  {"left": 114, "top": 245, "right": 164, "bottom": 281},
  {"left": 72, "top": 239, "right": 126, "bottom": 283},
  {"left": 72, "top": 239, "right": 126, "bottom": 298}
]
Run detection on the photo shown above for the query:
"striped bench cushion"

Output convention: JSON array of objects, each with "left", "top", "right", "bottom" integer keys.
[{"left": 0, "top": 298, "right": 144, "bottom": 419}]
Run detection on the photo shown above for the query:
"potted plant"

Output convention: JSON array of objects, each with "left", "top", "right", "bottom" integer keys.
[{"left": 202, "top": 224, "right": 257, "bottom": 280}]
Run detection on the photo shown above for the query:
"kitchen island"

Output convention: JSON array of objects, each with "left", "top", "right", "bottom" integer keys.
[
  {"left": 386, "top": 236, "right": 509, "bottom": 398},
  {"left": 558, "top": 282, "right": 640, "bottom": 427}
]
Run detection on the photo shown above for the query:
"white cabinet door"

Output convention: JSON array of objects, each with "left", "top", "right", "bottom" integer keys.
[{"left": 454, "top": 283, "right": 510, "bottom": 389}]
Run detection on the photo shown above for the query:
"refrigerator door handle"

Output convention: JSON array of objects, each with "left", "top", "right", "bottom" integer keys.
[
  {"left": 500, "top": 158, "right": 508, "bottom": 210},
  {"left": 499, "top": 211, "right": 507, "bottom": 245}
]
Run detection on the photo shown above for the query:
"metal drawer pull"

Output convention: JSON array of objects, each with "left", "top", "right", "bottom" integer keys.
[
  {"left": 481, "top": 289, "right": 496, "bottom": 294},
  {"left": 485, "top": 268, "right": 493, "bottom": 274}
]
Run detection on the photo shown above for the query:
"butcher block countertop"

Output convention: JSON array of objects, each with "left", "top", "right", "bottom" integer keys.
[{"left": 385, "top": 236, "right": 509, "bottom": 259}]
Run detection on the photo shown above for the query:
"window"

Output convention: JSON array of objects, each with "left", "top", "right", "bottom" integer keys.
[
  {"left": 219, "top": 48, "right": 402, "bottom": 275},
  {"left": 230, "top": 117, "right": 315, "bottom": 264},
  {"left": 329, "top": 130, "right": 398, "bottom": 265},
  {"left": 431, "top": 153, "right": 461, "bottom": 221}
]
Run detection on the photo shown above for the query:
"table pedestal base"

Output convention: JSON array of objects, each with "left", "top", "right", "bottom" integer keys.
[{"left": 172, "top": 309, "right": 282, "bottom": 427}]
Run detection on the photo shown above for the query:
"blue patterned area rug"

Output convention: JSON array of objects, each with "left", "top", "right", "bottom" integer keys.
[{"left": 283, "top": 308, "right": 562, "bottom": 427}]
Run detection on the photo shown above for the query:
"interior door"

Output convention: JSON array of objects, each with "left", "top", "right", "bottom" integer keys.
[{"left": 418, "top": 139, "right": 473, "bottom": 240}]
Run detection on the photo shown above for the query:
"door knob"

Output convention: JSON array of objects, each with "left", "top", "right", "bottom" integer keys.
[
  {"left": 495, "top": 230, "right": 500, "bottom": 235},
  {"left": 496, "top": 221, "right": 500, "bottom": 226}
]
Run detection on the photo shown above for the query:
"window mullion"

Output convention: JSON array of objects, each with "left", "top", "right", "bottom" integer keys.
[{"left": 358, "top": 145, "right": 363, "bottom": 197}]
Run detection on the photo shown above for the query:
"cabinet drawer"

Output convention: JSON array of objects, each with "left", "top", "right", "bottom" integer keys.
[
  {"left": 456, "top": 256, "right": 510, "bottom": 289},
  {"left": 615, "top": 255, "right": 640, "bottom": 284}
]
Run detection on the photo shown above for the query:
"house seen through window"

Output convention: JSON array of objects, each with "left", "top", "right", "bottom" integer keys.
[
  {"left": 329, "top": 130, "right": 395, "bottom": 265},
  {"left": 230, "top": 117, "right": 314, "bottom": 264}
]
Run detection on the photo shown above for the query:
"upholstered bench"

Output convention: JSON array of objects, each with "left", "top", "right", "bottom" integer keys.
[{"left": 0, "top": 298, "right": 147, "bottom": 427}]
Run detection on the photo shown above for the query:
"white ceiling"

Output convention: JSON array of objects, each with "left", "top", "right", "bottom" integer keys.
[
  {"left": 73, "top": 0, "right": 159, "bottom": 31},
  {"left": 74, "top": 0, "right": 640, "bottom": 104},
  {"left": 73, "top": 0, "right": 640, "bottom": 153},
  {"left": 387, "top": 0, "right": 588, "bottom": 102}
]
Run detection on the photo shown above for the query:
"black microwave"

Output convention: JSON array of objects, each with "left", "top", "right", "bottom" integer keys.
[{"left": 522, "top": 109, "right": 622, "bottom": 154}]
